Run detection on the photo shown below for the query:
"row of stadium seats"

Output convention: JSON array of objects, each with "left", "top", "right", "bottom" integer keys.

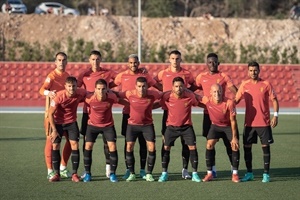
[{"left": 0, "top": 62, "right": 299, "bottom": 107}]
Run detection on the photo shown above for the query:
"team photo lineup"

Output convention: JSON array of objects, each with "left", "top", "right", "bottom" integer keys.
[{"left": 39, "top": 49, "right": 279, "bottom": 184}]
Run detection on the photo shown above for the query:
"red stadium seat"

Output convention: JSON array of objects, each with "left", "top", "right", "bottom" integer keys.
[{"left": 0, "top": 92, "right": 6, "bottom": 99}]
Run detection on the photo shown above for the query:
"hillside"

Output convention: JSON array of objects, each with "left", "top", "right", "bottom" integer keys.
[{"left": 1, "top": 13, "right": 299, "bottom": 61}]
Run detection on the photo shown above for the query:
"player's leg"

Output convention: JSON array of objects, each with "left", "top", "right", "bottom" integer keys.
[
  {"left": 241, "top": 126, "right": 255, "bottom": 182},
  {"left": 60, "top": 131, "right": 71, "bottom": 178},
  {"left": 143, "top": 124, "right": 156, "bottom": 182},
  {"left": 158, "top": 126, "right": 177, "bottom": 182},
  {"left": 203, "top": 113, "right": 217, "bottom": 177},
  {"left": 82, "top": 125, "right": 99, "bottom": 182},
  {"left": 137, "top": 133, "right": 147, "bottom": 178},
  {"left": 180, "top": 136, "right": 191, "bottom": 179},
  {"left": 182, "top": 126, "right": 200, "bottom": 182},
  {"left": 125, "top": 125, "right": 138, "bottom": 182},
  {"left": 102, "top": 136, "right": 111, "bottom": 178},
  {"left": 121, "top": 114, "right": 130, "bottom": 179},
  {"left": 49, "top": 124, "right": 63, "bottom": 182},
  {"left": 80, "top": 112, "right": 89, "bottom": 151},
  {"left": 43, "top": 109, "right": 54, "bottom": 179},
  {"left": 160, "top": 110, "right": 168, "bottom": 163},
  {"left": 259, "top": 126, "right": 274, "bottom": 183},
  {"left": 67, "top": 122, "right": 81, "bottom": 183},
  {"left": 103, "top": 126, "right": 118, "bottom": 182}
]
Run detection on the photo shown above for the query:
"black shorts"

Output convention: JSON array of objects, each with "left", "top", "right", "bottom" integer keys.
[
  {"left": 202, "top": 113, "right": 212, "bottom": 137},
  {"left": 121, "top": 114, "right": 130, "bottom": 136},
  {"left": 126, "top": 124, "right": 156, "bottom": 142},
  {"left": 207, "top": 124, "right": 236, "bottom": 141},
  {"left": 86, "top": 125, "right": 117, "bottom": 143},
  {"left": 164, "top": 125, "right": 196, "bottom": 147},
  {"left": 54, "top": 121, "right": 79, "bottom": 143},
  {"left": 161, "top": 110, "right": 168, "bottom": 135},
  {"left": 243, "top": 126, "right": 274, "bottom": 145}
]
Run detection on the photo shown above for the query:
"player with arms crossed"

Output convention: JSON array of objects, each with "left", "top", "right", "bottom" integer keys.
[
  {"left": 48, "top": 77, "right": 86, "bottom": 182},
  {"left": 39, "top": 52, "right": 72, "bottom": 180},
  {"left": 201, "top": 84, "right": 240, "bottom": 183},
  {"left": 235, "top": 61, "right": 279, "bottom": 183}
]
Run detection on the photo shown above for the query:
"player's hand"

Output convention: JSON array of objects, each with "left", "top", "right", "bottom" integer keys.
[
  {"left": 231, "top": 137, "right": 239, "bottom": 151},
  {"left": 50, "top": 130, "right": 60, "bottom": 143},
  {"left": 48, "top": 90, "right": 57, "bottom": 99},
  {"left": 270, "top": 116, "right": 278, "bottom": 128}
]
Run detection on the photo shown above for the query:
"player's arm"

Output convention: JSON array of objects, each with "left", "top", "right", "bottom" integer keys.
[
  {"left": 270, "top": 98, "right": 279, "bottom": 128},
  {"left": 187, "top": 83, "right": 199, "bottom": 92},
  {"left": 228, "top": 85, "right": 238, "bottom": 95},
  {"left": 118, "top": 98, "right": 129, "bottom": 106},
  {"left": 109, "top": 81, "right": 118, "bottom": 89},
  {"left": 153, "top": 82, "right": 163, "bottom": 91},
  {"left": 48, "top": 103, "right": 60, "bottom": 143},
  {"left": 230, "top": 114, "right": 239, "bottom": 151}
]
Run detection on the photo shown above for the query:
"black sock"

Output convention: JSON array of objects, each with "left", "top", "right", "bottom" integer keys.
[
  {"left": 205, "top": 149, "right": 214, "bottom": 171},
  {"left": 231, "top": 150, "right": 240, "bottom": 171},
  {"left": 138, "top": 135, "right": 147, "bottom": 170},
  {"left": 212, "top": 148, "right": 216, "bottom": 166},
  {"left": 262, "top": 146, "right": 271, "bottom": 174},
  {"left": 161, "top": 142, "right": 165, "bottom": 162},
  {"left": 126, "top": 151, "right": 135, "bottom": 173},
  {"left": 124, "top": 141, "right": 128, "bottom": 169},
  {"left": 244, "top": 146, "right": 252, "bottom": 173},
  {"left": 162, "top": 150, "right": 170, "bottom": 172},
  {"left": 110, "top": 150, "right": 118, "bottom": 174},
  {"left": 181, "top": 137, "right": 189, "bottom": 169},
  {"left": 83, "top": 149, "right": 92, "bottom": 174},
  {"left": 189, "top": 149, "right": 198, "bottom": 172},
  {"left": 103, "top": 142, "right": 110, "bottom": 165},
  {"left": 71, "top": 150, "right": 80, "bottom": 174},
  {"left": 52, "top": 149, "right": 60, "bottom": 174},
  {"left": 147, "top": 151, "right": 156, "bottom": 174}
]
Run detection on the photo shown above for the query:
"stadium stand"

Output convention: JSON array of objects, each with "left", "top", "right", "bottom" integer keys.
[{"left": 0, "top": 62, "right": 299, "bottom": 107}]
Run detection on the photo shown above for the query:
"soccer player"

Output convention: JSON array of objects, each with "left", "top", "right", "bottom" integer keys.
[
  {"left": 111, "top": 54, "right": 161, "bottom": 180},
  {"left": 195, "top": 52, "right": 238, "bottom": 177},
  {"left": 235, "top": 61, "right": 279, "bottom": 183},
  {"left": 77, "top": 50, "right": 116, "bottom": 178},
  {"left": 39, "top": 52, "right": 72, "bottom": 180},
  {"left": 47, "top": 76, "right": 86, "bottom": 182},
  {"left": 82, "top": 79, "right": 128, "bottom": 183},
  {"left": 158, "top": 77, "right": 203, "bottom": 183},
  {"left": 201, "top": 84, "right": 240, "bottom": 183},
  {"left": 120, "top": 77, "right": 162, "bottom": 182},
  {"left": 154, "top": 50, "right": 196, "bottom": 179}
]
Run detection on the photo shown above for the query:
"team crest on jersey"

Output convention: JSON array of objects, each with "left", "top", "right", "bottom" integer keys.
[
  {"left": 50, "top": 100, "right": 56, "bottom": 107},
  {"left": 45, "top": 77, "right": 51, "bottom": 83},
  {"left": 260, "top": 87, "right": 264, "bottom": 92}
]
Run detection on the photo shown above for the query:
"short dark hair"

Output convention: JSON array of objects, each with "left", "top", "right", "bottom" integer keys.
[
  {"left": 207, "top": 53, "right": 218, "bottom": 59},
  {"left": 90, "top": 50, "right": 102, "bottom": 57},
  {"left": 65, "top": 76, "right": 77, "bottom": 84},
  {"left": 172, "top": 76, "right": 185, "bottom": 84},
  {"left": 136, "top": 76, "right": 147, "bottom": 84},
  {"left": 248, "top": 61, "right": 260, "bottom": 70},
  {"left": 55, "top": 52, "right": 67, "bottom": 59},
  {"left": 169, "top": 50, "right": 181, "bottom": 56},
  {"left": 128, "top": 54, "right": 139, "bottom": 61},
  {"left": 95, "top": 79, "right": 107, "bottom": 87}
]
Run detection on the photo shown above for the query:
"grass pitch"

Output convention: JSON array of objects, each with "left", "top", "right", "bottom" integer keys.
[{"left": 0, "top": 113, "right": 299, "bottom": 200}]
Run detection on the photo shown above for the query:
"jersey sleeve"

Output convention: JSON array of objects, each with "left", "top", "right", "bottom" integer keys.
[
  {"left": 195, "top": 73, "right": 203, "bottom": 88},
  {"left": 114, "top": 72, "right": 123, "bottom": 86},
  {"left": 235, "top": 81, "right": 246, "bottom": 101},
  {"left": 146, "top": 74, "right": 158, "bottom": 87},
  {"left": 227, "top": 99, "right": 237, "bottom": 117},
  {"left": 155, "top": 70, "right": 164, "bottom": 83},
  {"left": 266, "top": 81, "right": 277, "bottom": 100},
  {"left": 39, "top": 74, "right": 53, "bottom": 96},
  {"left": 77, "top": 70, "right": 86, "bottom": 88},
  {"left": 222, "top": 73, "right": 234, "bottom": 88}
]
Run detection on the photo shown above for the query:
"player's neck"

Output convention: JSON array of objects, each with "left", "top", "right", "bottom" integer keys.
[
  {"left": 209, "top": 70, "right": 219, "bottom": 75},
  {"left": 55, "top": 68, "right": 64, "bottom": 74},
  {"left": 92, "top": 66, "right": 101, "bottom": 72},
  {"left": 96, "top": 94, "right": 107, "bottom": 101},
  {"left": 169, "top": 65, "right": 181, "bottom": 72}
]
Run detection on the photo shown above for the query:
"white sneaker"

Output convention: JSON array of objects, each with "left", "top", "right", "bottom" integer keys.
[
  {"left": 106, "top": 164, "right": 110, "bottom": 178},
  {"left": 182, "top": 168, "right": 191, "bottom": 179}
]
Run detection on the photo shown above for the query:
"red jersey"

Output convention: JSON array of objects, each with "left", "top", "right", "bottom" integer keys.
[
  {"left": 202, "top": 96, "right": 236, "bottom": 127},
  {"left": 50, "top": 88, "right": 86, "bottom": 124},
  {"left": 155, "top": 67, "right": 195, "bottom": 92},
  {"left": 114, "top": 69, "right": 157, "bottom": 114},
  {"left": 77, "top": 68, "right": 117, "bottom": 92},
  {"left": 236, "top": 78, "right": 277, "bottom": 127},
  {"left": 195, "top": 71, "right": 234, "bottom": 113},
  {"left": 39, "top": 69, "right": 70, "bottom": 95},
  {"left": 85, "top": 91, "right": 118, "bottom": 127},
  {"left": 123, "top": 90, "right": 162, "bottom": 125},
  {"left": 160, "top": 91, "right": 199, "bottom": 126}
]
